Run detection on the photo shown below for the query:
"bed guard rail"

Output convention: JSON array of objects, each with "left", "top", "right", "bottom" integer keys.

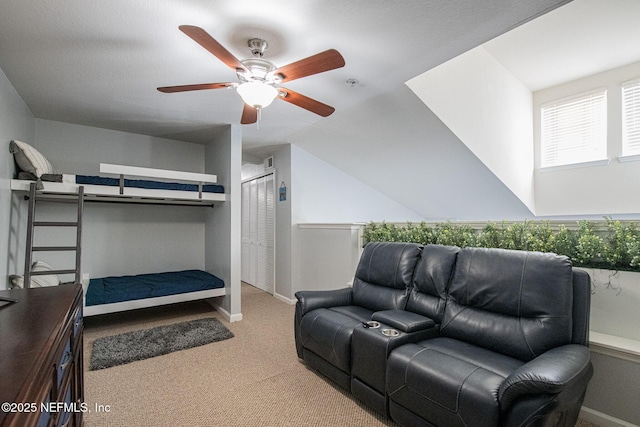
[{"left": 100, "top": 163, "right": 218, "bottom": 200}]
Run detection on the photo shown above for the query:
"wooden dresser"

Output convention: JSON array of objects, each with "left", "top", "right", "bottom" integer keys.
[{"left": 0, "top": 284, "right": 84, "bottom": 427}]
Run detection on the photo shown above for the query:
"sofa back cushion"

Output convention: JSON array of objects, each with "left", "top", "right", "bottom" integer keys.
[
  {"left": 441, "top": 247, "right": 574, "bottom": 361},
  {"left": 406, "top": 244, "right": 459, "bottom": 322},
  {"left": 352, "top": 242, "right": 422, "bottom": 312},
  {"left": 571, "top": 269, "right": 591, "bottom": 346}
]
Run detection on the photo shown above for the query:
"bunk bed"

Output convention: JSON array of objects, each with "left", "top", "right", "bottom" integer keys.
[
  {"left": 9, "top": 139, "right": 227, "bottom": 316},
  {"left": 83, "top": 269, "right": 226, "bottom": 316},
  {"left": 11, "top": 162, "right": 226, "bottom": 206}
]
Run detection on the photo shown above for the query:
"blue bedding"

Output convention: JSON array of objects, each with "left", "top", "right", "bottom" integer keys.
[
  {"left": 75, "top": 175, "right": 224, "bottom": 193},
  {"left": 85, "top": 270, "right": 224, "bottom": 306}
]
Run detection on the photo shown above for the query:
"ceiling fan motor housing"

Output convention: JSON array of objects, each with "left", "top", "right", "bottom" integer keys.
[
  {"left": 238, "top": 58, "right": 278, "bottom": 82},
  {"left": 248, "top": 38, "right": 268, "bottom": 57}
]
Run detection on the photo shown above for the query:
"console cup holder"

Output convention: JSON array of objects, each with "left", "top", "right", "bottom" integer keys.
[
  {"left": 365, "top": 321, "right": 380, "bottom": 329},
  {"left": 382, "top": 328, "right": 400, "bottom": 337}
]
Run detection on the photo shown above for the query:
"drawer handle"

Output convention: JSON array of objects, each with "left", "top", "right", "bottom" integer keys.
[{"left": 59, "top": 350, "right": 72, "bottom": 371}]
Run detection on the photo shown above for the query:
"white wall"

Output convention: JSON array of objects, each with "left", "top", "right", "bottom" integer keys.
[
  {"left": 296, "top": 224, "right": 362, "bottom": 295},
  {"left": 585, "top": 268, "right": 640, "bottom": 341},
  {"left": 263, "top": 143, "right": 423, "bottom": 302},
  {"left": 407, "top": 46, "right": 536, "bottom": 214},
  {"left": 292, "top": 84, "right": 533, "bottom": 222},
  {"left": 284, "top": 144, "right": 424, "bottom": 300},
  {"left": 534, "top": 60, "right": 640, "bottom": 216},
  {"left": 34, "top": 119, "right": 206, "bottom": 174},
  {"left": 291, "top": 144, "right": 424, "bottom": 223},
  {"left": 1, "top": 67, "right": 35, "bottom": 289}
]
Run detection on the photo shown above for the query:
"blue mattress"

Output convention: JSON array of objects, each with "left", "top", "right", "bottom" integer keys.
[
  {"left": 85, "top": 270, "right": 224, "bottom": 306},
  {"left": 75, "top": 175, "right": 224, "bottom": 193}
]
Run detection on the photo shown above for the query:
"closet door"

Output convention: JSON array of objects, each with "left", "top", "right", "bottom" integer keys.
[{"left": 241, "top": 173, "right": 275, "bottom": 294}]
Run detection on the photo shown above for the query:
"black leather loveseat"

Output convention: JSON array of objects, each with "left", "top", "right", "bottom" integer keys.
[{"left": 294, "top": 242, "right": 593, "bottom": 427}]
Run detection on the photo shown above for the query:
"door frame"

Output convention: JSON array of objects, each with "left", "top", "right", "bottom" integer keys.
[{"left": 241, "top": 171, "right": 276, "bottom": 294}]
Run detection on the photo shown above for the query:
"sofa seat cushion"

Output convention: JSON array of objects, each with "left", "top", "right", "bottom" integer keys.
[
  {"left": 387, "top": 337, "right": 524, "bottom": 427},
  {"left": 299, "top": 307, "right": 372, "bottom": 373}
]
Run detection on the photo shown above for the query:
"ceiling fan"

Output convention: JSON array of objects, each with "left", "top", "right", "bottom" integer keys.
[{"left": 157, "top": 25, "right": 346, "bottom": 125}]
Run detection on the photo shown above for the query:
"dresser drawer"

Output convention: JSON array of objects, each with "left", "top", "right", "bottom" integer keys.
[
  {"left": 72, "top": 305, "right": 82, "bottom": 339},
  {"left": 35, "top": 394, "right": 52, "bottom": 427},
  {"left": 55, "top": 387, "right": 72, "bottom": 427},
  {"left": 54, "top": 329, "right": 73, "bottom": 391},
  {"left": 0, "top": 284, "right": 84, "bottom": 427}
]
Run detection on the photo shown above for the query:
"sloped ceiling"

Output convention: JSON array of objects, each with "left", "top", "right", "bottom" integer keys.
[{"left": 483, "top": 0, "right": 640, "bottom": 91}]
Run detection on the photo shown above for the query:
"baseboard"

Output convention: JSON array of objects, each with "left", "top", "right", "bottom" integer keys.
[
  {"left": 274, "top": 293, "right": 296, "bottom": 305},
  {"left": 580, "top": 406, "right": 637, "bottom": 427},
  {"left": 206, "top": 299, "right": 243, "bottom": 322}
]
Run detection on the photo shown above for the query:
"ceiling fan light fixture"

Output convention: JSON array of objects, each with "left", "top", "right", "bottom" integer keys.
[{"left": 237, "top": 81, "right": 278, "bottom": 109}]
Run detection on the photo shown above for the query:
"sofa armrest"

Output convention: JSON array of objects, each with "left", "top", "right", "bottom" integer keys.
[
  {"left": 499, "top": 344, "right": 593, "bottom": 410},
  {"left": 295, "top": 288, "right": 353, "bottom": 316},
  {"left": 372, "top": 309, "right": 436, "bottom": 333}
]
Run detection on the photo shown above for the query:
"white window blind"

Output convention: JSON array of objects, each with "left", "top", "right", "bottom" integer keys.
[
  {"left": 622, "top": 80, "right": 640, "bottom": 156},
  {"left": 541, "top": 90, "right": 607, "bottom": 168}
]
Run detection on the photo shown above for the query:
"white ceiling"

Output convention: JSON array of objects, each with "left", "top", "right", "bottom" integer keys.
[
  {"left": 483, "top": 0, "right": 640, "bottom": 91},
  {"left": 0, "top": 0, "right": 584, "bottom": 153}
]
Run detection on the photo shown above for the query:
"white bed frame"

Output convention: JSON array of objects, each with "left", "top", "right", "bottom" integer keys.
[
  {"left": 11, "top": 163, "right": 226, "bottom": 206},
  {"left": 83, "top": 287, "right": 226, "bottom": 316},
  {"left": 11, "top": 163, "right": 228, "bottom": 315}
]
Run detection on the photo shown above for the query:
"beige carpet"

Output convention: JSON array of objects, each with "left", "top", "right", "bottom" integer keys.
[{"left": 83, "top": 284, "right": 598, "bottom": 427}]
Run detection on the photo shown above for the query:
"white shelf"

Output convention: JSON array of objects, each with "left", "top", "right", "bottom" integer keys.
[{"left": 589, "top": 331, "right": 640, "bottom": 363}]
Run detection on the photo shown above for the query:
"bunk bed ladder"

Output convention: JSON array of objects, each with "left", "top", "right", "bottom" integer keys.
[{"left": 24, "top": 182, "right": 85, "bottom": 287}]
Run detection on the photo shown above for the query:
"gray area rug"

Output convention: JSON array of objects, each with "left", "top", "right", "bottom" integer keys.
[{"left": 89, "top": 318, "right": 234, "bottom": 370}]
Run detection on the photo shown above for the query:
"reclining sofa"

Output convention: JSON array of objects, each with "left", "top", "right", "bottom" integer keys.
[{"left": 294, "top": 242, "right": 593, "bottom": 427}]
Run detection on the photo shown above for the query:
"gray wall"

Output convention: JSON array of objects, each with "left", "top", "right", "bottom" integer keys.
[
  {"left": 1, "top": 67, "right": 35, "bottom": 289},
  {"left": 584, "top": 352, "right": 640, "bottom": 425},
  {"left": 273, "top": 144, "right": 292, "bottom": 301},
  {"left": 205, "top": 125, "right": 242, "bottom": 320}
]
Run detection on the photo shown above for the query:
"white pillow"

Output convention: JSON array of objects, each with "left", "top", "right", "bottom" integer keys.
[
  {"left": 9, "top": 140, "right": 56, "bottom": 178},
  {"left": 9, "top": 261, "right": 61, "bottom": 288}
]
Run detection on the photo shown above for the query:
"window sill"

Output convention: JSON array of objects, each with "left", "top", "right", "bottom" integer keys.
[
  {"left": 538, "top": 158, "right": 610, "bottom": 173},
  {"left": 589, "top": 331, "right": 640, "bottom": 364},
  {"left": 618, "top": 154, "right": 640, "bottom": 163}
]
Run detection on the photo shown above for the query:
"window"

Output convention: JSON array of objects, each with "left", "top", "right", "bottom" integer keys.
[
  {"left": 622, "top": 80, "right": 640, "bottom": 156},
  {"left": 540, "top": 89, "right": 607, "bottom": 168}
]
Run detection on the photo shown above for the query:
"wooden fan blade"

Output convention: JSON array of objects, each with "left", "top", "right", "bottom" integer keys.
[
  {"left": 272, "top": 49, "right": 345, "bottom": 83},
  {"left": 241, "top": 103, "right": 258, "bottom": 124},
  {"left": 278, "top": 88, "right": 335, "bottom": 117},
  {"left": 157, "top": 82, "right": 234, "bottom": 93},
  {"left": 179, "top": 25, "right": 248, "bottom": 72}
]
